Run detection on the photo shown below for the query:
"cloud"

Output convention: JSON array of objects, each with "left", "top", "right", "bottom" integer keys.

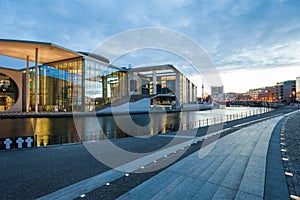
[{"left": 1, "top": 0, "right": 300, "bottom": 92}]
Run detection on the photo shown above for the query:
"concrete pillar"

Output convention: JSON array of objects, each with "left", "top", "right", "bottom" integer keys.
[
  {"left": 175, "top": 73, "right": 181, "bottom": 107},
  {"left": 26, "top": 55, "right": 29, "bottom": 112},
  {"left": 182, "top": 76, "right": 186, "bottom": 104},
  {"left": 137, "top": 75, "right": 142, "bottom": 94},
  {"left": 34, "top": 48, "right": 39, "bottom": 113},
  {"left": 153, "top": 70, "right": 157, "bottom": 95},
  {"left": 190, "top": 80, "right": 193, "bottom": 103}
]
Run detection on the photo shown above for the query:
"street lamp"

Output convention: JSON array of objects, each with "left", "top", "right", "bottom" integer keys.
[{"left": 292, "top": 90, "right": 296, "bottom": 103}]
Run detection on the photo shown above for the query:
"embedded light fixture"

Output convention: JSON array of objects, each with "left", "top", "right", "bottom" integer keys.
[
  {"left": 141, "top": 166, "right": 145, "bottom": 169},
  {"left": 106, "top": 182, "right": 110, "bottom": 186},
  {"left": 285, "top": 172, "right": 293, "bottom": 177},
  {"left": 290, "top": 195, "right": 300, "bottom": 200},
  {"left": 80, "top": 194, "right": 86, "bottom": 198},
  {"left": 125, "top": 173, "right": 129, "bottom": 177},
  {"left": 281, "top": 149, "right": 287, "bottom": 152},
  {"left": 282, "top": 158, "right": 289, "bottom": 161},
  {"left": 153, "top": 160, "right": 157, "bottom": 163}
]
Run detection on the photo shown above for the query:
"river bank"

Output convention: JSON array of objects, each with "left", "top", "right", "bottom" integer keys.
[{"left": 0, "top": 107, "right": 297, "bottom": 199}]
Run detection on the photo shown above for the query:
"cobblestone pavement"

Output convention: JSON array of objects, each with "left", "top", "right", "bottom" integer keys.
[{"left": 284, "top": 110, "right": 300, "bottom": 197}]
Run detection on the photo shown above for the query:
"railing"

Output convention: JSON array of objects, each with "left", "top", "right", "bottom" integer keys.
[
  {"left": 173, "top": 107, "right": 272, "bottom": 132},
  {"left": 2, "top": 107, "right": 273, "bottom": 149}
]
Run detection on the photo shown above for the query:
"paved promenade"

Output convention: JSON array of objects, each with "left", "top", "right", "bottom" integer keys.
[
  {"left": 0, "top": 108, "right": 298, "bottom": 199},
  {"left": 118, "top": 116, "right": 287, "bottom": 200}
]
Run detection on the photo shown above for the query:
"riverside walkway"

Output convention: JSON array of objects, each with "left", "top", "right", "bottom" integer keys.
[
  {"left": 0, "top": 108, "right": 298, "bottom": 199},
  {"left": 118, "top": 116, "right": 288, "bottom": 200}
]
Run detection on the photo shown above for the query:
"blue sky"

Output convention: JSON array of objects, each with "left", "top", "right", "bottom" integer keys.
[{"left": 1, "top": 0, "right": 300, "bottom": 92}]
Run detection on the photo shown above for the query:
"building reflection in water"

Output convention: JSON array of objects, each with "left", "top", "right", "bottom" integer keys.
[{"left": 1, "top": 112, "right": 181, "bottom": 146}]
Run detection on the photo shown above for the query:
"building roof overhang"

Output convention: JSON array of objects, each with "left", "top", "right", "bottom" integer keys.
[
  {"left": 128, "top": 64, "right": 179, "bottom": 73},
  {"left": 0, "top": 39, "right": 81, "bottom": 64}
]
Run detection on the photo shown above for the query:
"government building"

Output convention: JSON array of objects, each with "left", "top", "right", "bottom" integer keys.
[{"left": 0, "top": 39, "right": 197, "bottom": 113}]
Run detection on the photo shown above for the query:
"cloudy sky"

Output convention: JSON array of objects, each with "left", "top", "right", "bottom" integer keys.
[{"left": 0, "top": 0, "right": 300, "bottom": 92}]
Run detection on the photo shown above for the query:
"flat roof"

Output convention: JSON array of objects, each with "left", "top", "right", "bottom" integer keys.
[
  {"left": 128, "top": 64, "right": 180, "bottom": 73},
  {"left": 0, "top": 39, "right": 81, "bottom": 64}
]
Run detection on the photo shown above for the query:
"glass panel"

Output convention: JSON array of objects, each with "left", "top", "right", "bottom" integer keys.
[
  {"left": 0, "top": 73, "right": 18, "bottom": 111},
  {"left": 28, "top": 57, "right": 83, "bottom": 112},
  {"left": 83, "top": 59, "right": 127, "bottom": 112}
]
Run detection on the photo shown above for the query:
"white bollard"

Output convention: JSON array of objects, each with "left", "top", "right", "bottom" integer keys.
[
  {"left": 25, "top": 137, "right": 33, "bottom": 148},
  {"left": 4, "top": 138, "right": 12, "bottom": 150},
  {"left": 16, "top": 137, "right": 24, "bottom": 149}
]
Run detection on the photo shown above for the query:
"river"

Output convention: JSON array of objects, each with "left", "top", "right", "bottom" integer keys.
[{"left": 0, "top": 107, "right": 270, "bottom": 146}]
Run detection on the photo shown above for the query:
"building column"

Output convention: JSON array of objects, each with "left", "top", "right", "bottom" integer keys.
[
  {"left": 26, "top": 55, "right": 30, "bottom": 112},
  {"left": 34, "top": 48, "right": 39, "bottom": 113},
  {"left": 127, "top": 73, "right": 131, "bottom": 94},
  {"left": 137, "top": 76, "right": 142, "bottom": 94},
  {"left": 175, "top": 73, "right": 181, "bottom": 108},
  {"left": 189, "top": 80, "right": 193, "bottom": 103},
  {"left": 153, "top": 70, "right": 157, "bottom": 95}
]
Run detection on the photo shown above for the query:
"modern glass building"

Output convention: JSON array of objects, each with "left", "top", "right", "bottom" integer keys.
[
  {"left": 0, "top": 39, "right": 198, "bottom": 113},
  {"left": 127, "top": 65, "right": 197, "bottom": 104},
  {"left": 25, "top": 56, "right": 127, "bottom": 112}
]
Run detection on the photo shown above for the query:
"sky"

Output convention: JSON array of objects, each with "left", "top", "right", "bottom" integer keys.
[{"left": 0, "top": 0, "right": 300, "bottom": 93}]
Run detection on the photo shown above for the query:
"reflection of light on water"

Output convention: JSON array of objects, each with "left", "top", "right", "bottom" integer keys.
[
  {"left": 36, "top": 135, "right": 49, "bottom": 147},
  {"left": 43, "top": 135, "right": 49, "bottom": 146},
  {"left": 31, "top": 118, "right": 51, "bottom": 146},
  {"left": 9, "top": 107, "right": 270, "bottom": 146}
]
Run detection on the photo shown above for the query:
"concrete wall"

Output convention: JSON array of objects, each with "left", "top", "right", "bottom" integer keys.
[{"left": 0, "top": 67, "right": 23, "bottom": 112}]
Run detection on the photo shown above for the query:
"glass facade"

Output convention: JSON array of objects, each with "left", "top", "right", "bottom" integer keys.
[
  {"left": 84, "top": 58, "right": 127, "bottom": 111},
  {"left": 128, "top": 69, "right": 196, "bottom": 104},
  {"left": 137, "top": 75, "right": 177, "bottom": 95},
  {"left": 23, "top": 57, "right": 197, "bottom": 112},
  {"left": 26, "top": 56, "right": 127, "bottom": 112},
  {"left": 296, "top": 77, "right": 300, "bottom": 101},
  {"left": 0, "top": 73, "right": 18, "bottom": 111}
]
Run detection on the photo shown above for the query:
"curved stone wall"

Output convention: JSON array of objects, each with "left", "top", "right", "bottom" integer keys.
[{"left": 0, "top": 67, "right": 22, "bottom": 112}]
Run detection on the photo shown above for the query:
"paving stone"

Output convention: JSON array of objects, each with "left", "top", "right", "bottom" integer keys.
[
  {"left": 212, "top": 186, "right": 237, "bottom": 200},
  {"left": 208, "top": 155, "right": 237, "bottom": 185},
  {"left": 118, "top": 170, "right": 180, "bottom": 200},
  {"left": 193, "top": 182, "right": 219, "bottom": 200},
  {"left": 238, "top": 170, "right": 265, "bottom": 197},
  {"left": 119, "top": 116, "right": 284, "bottom": 199},
  {"left": 221, "top": 156, "right": 249, "bottom": 190},
  {"left": 159, "top": 176, "right": 205, "bottom": 200},
  {"left": 150, "top": 174, "right": 188, "bottom": 200},
  {"left": 235, "top": 191, "right": 262, "bottom": 200}
]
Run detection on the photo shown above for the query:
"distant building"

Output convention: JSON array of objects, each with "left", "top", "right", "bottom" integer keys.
[
  {"left": 225, "top": 92, "right": 238, "bottom": 101},
  {"left": 248, "top": 86, "right": 275, "bottom": 102},
  {"left": 296, "top": 77, "right": 300, "bottom": 102},
  {"left": 211, "top": 86, "right": 224, "bottom": 102},
  {"left": 275, "top": 80, "right": 296, "bottom": 102}
]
